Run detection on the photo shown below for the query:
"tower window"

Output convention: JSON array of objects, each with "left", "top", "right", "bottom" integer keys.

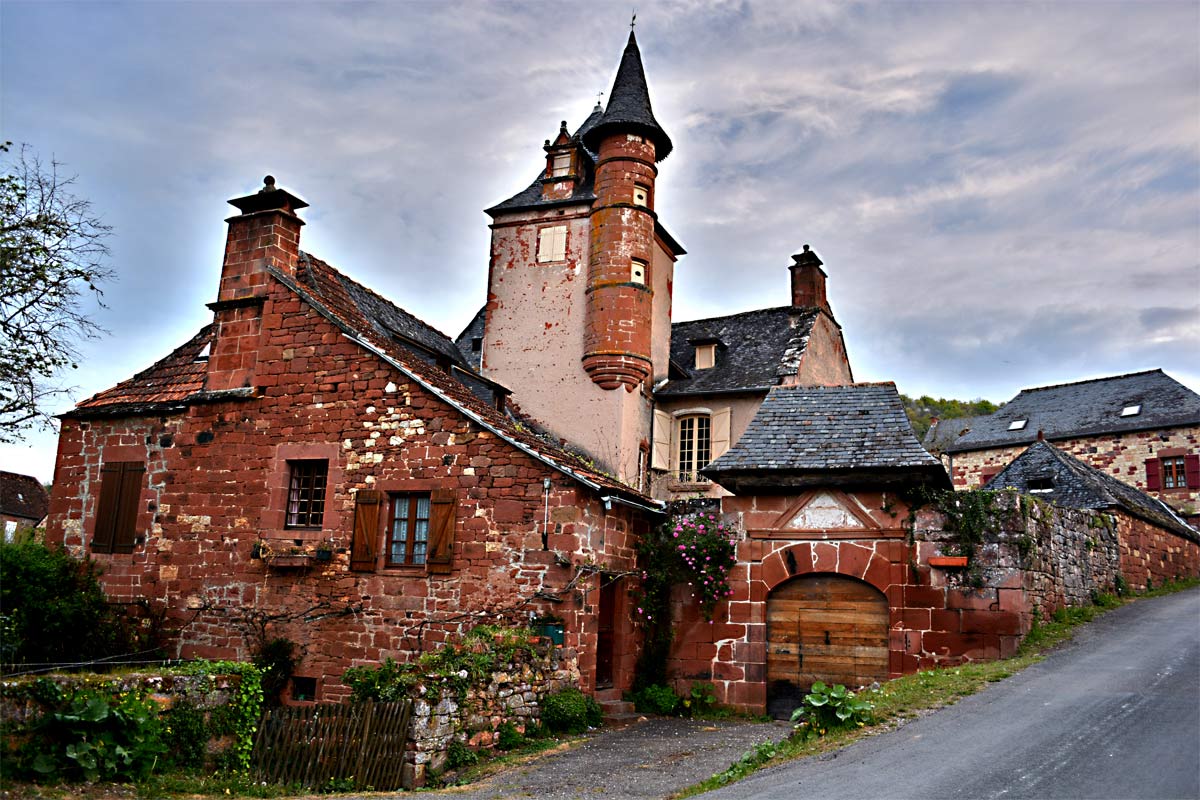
[
  {"left": 633, "top": 184, "right": 649, "bottom": 207},
  {"left": 630, "top": 259, "right": 647, "bottom": 285},
  {"left": 695, "top": 344, "right": 716, "bottom": 370},
  {"left": 537, "top": 225, "right": 567, "bottom": 262},
  {"left": 550, "top": 153, "right": 572, "bottom": 177}
]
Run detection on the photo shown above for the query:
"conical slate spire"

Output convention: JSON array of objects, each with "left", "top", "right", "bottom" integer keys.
[{"left": 583, "top": 32, "right": 673, "bottom": 160}]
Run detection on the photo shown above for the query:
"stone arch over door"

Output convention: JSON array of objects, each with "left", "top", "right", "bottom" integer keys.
[{"left": 766, "top": 573, "right": 889, "bottom": 719}]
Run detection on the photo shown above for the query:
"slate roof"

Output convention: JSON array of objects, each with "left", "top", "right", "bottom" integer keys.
[
  {"left": 581, "top": 32, "right": 673, "bottom": 160},
  {"left": 70, "top": 252, "right": 654, "bottom": 505},
  {"left": 703, "top": 383, "right": 949, "bottom": 491},
  {"left": 656, "top": 307, "right": 820, "bottom": 397},
  {"left": 485, "top": 105, "right": 603, "bottom": 215},
  {"left": 0, "top": 471, "right": 50, "bottom": 524},
  {"left": 942, "top": 370, "right": 1200, "bottom": 453},
  {"left": 985, "top": 442, "right": 1197, "bottom": 541},
  {"left": 922, "top": 414, "right": 986, "bottom": 453},
  {"left": 455, "top": 306, "right": 487, "bottom": 372}
]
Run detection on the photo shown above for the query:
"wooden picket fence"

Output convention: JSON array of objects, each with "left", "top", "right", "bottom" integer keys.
[{"left": 250, "top": 700, "right": 413, "bottom": 791}]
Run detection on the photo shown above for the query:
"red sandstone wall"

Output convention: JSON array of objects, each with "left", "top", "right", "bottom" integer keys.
[
  {"left": 45, "top": 281, "right": 648, "bottom": 702},
  {"left": 1117, "top": 514, "right": 1200, "bottom": 590}
]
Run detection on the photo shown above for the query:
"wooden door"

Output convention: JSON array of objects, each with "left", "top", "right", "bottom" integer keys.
[
  {"left": 766, "top": 574, "right": 889, "bottom": 719},
  {"left": 596, "top": 579, "right": 617, "bottom": 689}
]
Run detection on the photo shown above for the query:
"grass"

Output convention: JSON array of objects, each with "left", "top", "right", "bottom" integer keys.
[{"left": 673, "top": 578, "right": 1200, "bottom": 799}]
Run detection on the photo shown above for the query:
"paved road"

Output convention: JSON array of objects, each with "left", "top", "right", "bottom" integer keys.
[{"left": 702, "top": 589, "right": 1200, "bottom": 800}]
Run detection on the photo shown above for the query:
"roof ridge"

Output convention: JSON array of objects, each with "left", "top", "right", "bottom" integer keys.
[
  {"left": 1018, "top": 368, "right": 1165, "bottom": 395},
  {"left": 673, "top": 304, "right": 810, "bottom": 327}
]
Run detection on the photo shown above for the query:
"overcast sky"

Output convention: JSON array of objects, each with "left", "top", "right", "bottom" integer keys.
[{"left": 2, "top": 0, "right": 1198, "bottom": 483}]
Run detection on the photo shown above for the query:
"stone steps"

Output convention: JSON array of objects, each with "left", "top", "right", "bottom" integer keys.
[{"left": 594, "top": 688, "right": 643, "bottom": 726}]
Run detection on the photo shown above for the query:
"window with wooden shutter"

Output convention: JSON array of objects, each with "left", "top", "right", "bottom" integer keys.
[
  {"left": 350, "top": 490, "right": 382, "bottom": 572},
  {"left": 425, "top": 488, "right": 457, "bottom": 574},
  {"left": 1145, "top": 458, "right": 1161, "bottom": 491},
  {"left": 1185, "top": 454, "right": 1200, "bottom": 489},
  {"left": 92, "top": 462, "right": 144, "bottom": 554},
  {"left": 651, "top": 409, "right": 672, "bottom": 471},
  {"left": 711, "top": 408, "right": 732, "bottom": 461}
]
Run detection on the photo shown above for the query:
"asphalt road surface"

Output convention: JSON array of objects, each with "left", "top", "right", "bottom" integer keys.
[{"left": 702, "top": 588, "right": 1200, "bottom": 800}]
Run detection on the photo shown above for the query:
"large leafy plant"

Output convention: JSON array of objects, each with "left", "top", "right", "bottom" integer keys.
[{"left": 789, "top": 681, "right": 875, "bottom": 740}]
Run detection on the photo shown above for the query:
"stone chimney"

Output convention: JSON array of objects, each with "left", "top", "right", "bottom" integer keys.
[
  {"left": 789, "top": 244, "right": 830, "bottom": 314},
  {"left": 205, "top": 176, "right": 307, "bottom": 392}
]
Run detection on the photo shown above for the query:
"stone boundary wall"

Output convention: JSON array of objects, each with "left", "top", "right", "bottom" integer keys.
[
  {"left": 403, "top": 642, "right": 578, "bottom": 788},
  {"left": 0, "top": 671, "right": 242, "bottom": 764}
]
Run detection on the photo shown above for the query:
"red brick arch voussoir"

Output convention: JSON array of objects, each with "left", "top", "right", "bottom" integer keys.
[{"left": 758, "top": 540, "right": 892, "bottom": 598}]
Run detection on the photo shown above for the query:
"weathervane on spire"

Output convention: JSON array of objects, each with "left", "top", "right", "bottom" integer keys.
[{"left": 630, "top": 10, "right": 636, "bottom": 31}]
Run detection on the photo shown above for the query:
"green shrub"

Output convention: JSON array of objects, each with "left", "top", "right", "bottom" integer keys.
[
  {"left": 446, "top": 739, "right": 479, "bottom": 769},
  {"left": 253, "top": 637, "right": 297, "bottom": 707},
  {"left": 26, "top": 687, "right": 168, "bottom": 782},
  {"left": 684, "top": 681, "right": 719, "bottom": 716},
  {"left": 789, "top": 682, "right": 875, "bottom": 740},
  {"left": 0, "top": 539, "right": 159, "bottom": 668},
  {"left": 634, "top": 684, "right": 681, "bottom": 716},
  {"left": 496, "top": 721, "right": 524, "bottom": 750},
  {"left": 162, "top": 700, "right": 208, "bottom": 769},
  {"left": 540, "top": 687, "right": 596, "bottom": 734}
]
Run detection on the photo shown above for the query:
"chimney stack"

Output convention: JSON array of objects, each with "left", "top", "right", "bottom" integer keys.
[
  {"left": 205, "top": 176, "right": 307, "bottom": 392},
  {"left": 789, "top": 244, "right": 830, "bottom": 314}
]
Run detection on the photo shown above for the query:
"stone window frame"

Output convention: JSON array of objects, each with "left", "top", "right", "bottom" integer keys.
[
  {"left": 675, "top": 412, "right": 712, "bottom": 484},
  {"left": 265, "top": 442, "right": 344, "bottom": 541},
  {"left": 285, "top": 459, "right": 329, "bottom": 529}
]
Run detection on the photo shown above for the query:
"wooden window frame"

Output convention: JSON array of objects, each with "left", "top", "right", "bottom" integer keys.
[
  {"left": 386, "top": 492, "right": 432, "bottom": 567},
  {"left": 536, "top": 225, "right": 568, "bottom": 263},
  {"left": 694, "top": 343, "right": 716, "bottom": 370},
  {"left": 633, "top": 183, "right": 650, "bottom": 207},
  {"left": 550, "top": 153, "right": 572, "bottom": 177},
  {"left": 92, "top": 461, "right": 144, "bottom": 555},
  {"left": 1161, "top": 456, "right": 1187, "bottom": 490},
  {"left": 676, "top": 414, "right": 712, "bottom": 483},
  {"left": 285, "top": 459, "right": 328, "bottom": 529}
]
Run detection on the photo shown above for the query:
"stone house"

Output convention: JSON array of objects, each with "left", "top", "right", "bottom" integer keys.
[
  {"left": 0, "top": 471, "right": 50, "bottom": 539},
  {"left": 925, "top": 370, "right": 1200, "bottom": 521}
]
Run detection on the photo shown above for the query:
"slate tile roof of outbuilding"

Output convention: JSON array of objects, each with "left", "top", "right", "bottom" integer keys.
[
  {"left": 922, "top": 414, "right": 986, "bottom": 453},
  {"left": 705, "top": 383, "right": 943, "bottom": 472},
  {"left": 69, "top": 253, "right": 653, "bottom": 504},
  {"left": 941, "top": 370, "right": 1200, "bottom": 453},
  {"left": 656, "top": 307, "right": 820, "bottom": 397},
  {"left": 985, "top": 441, "right": 1197, "bottom": 541},
  {"left": 0, "top": 471, "right": 50, "bottom": 523},
  {"left": 485, "top": 105, "right": 604, "bottom": 215}
]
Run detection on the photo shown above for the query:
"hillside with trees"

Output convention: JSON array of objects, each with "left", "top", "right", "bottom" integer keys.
[{"left": 900, "top": 393, "right": 1002, "bottom": 441}]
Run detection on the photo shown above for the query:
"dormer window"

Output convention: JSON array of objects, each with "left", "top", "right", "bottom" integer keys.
[
  {"left": 633, "top": 184, "right": 650, "bottom": 207},
  {"left": 1027, "top": 477, "right": 1055, "bottom": 493},
  {"left": 631, "top": 259, "right": 647, "bottom": 286},
  {"left": 550, "top": 152, "right": 572, "bottom": 177},
  {"left": 1120, "top": 404, "right": 1141, "bottom": 417},
  {"left": 1008, "top": 420, "right": 1027, "bottom": 431},
  {"left": 695, "top": 344, "right": 716, "bottom": 370}
]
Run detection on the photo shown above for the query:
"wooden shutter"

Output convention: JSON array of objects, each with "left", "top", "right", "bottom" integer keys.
[
  {"left": 1145, "top": 458, "right": 1161, "bottom": 491},
  {"left": 1185, "top": 455, "right": 1200, "bottom": 489},
  {"left": 92, "top": 463, "right": 123, "bottom": 553},
  {"left": 350, "top": 490, "right": 381, "bottom": 572},
  {"left": 711, "top": 408, "right": 732, "bottom": 461},
  {"left": 112, "top": 463, "right": 144, "bottom": 554},
  {"left": 426, "top": 488, "right": 457, "bottom": 574},
  {"left": 652, "top": 409, "right": 672, "bottom": 470}
]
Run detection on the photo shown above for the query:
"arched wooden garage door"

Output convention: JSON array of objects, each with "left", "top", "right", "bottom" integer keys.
[{"left": 766, "top": 573, "right": 889, "bottom": 719}]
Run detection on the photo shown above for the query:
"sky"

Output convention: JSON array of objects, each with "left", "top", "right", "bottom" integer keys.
[{"left": 2, "top": 0, "right": 1198, "bottom": 483}]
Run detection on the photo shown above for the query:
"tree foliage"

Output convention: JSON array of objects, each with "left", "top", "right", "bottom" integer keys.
[
  {"left": 0, "top": 142, "right": 113, "bottom": 442},
  {"left": 900, "top": 393, "right": 1002, "bottom": 442}
]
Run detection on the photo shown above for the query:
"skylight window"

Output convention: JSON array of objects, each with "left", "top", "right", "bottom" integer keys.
[
  {"left": 1120, "top": 404, "right": 1141, "bottom": 417},
  {"left": 1008, "top": 419, "right": 1027, "bottom": 431}
]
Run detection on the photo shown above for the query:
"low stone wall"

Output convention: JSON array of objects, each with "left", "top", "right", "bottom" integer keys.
[
  {"left": 403, "top": 642, "right": 578, "bottom": 788},
  {"left": 0, "top": 671, "right": 243, "bottom": 765},
  {"left": 1117, "top": 513, "right": 1200, "bottom": 590}
]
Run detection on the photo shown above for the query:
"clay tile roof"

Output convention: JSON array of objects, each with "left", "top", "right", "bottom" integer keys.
[
  {"left": 656, "top": 307, "right": 820, "bottom": 396},
  {"left": 985, "top": 441, "right": 1197, "bottom": 541},
  {"left": 72, "top": 325, "right": 215, "bottom": 415},
  {"left": 0, "top": 471, "right": 50, "bottom": 523},
  {"left": 942, "top": 370, "right": 1200, "bottom": 453},
  {"left": 582, "top": 32, "right": 673, "bottom": 160},
  {"left": 704, "top": 383, "right": 949, "bottom": 491}
]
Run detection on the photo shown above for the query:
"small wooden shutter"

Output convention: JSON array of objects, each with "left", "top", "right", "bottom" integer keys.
[
  {"left": 92, "top": 463, "right": 123, "bottom": 553},
  {"left": 1185, "top": 455, "right": 1200, "bottom": 489},
  {"left": 1145, "top": 458, "right": 1162, "bottom": 491},
  {"left": 112, "top": 463, "right": 144, "bottom": 554},
  {"left": 711, "top": 408, "right": 732, "bottom": 461},
  {"left": 652, "top": 410, "right": 672, "bottom": 470},
  {"left": 350, "top": 490, "right": 381, "bottom": 572},
  {"left": 426, "top": 488, "right": 457, "bottom": 574}
]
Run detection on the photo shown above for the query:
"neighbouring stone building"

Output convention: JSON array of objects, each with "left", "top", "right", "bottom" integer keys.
[
  {"left": 0, "top": 471, "right": 49, "bottom": 540},
  {"left": 926, "top": 370, "right": 1200, "bottom": 522}
]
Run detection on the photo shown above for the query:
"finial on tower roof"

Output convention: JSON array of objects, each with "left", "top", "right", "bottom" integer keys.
[{"left": 260, "top": 175, "right": 276, "bottom": 193}]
